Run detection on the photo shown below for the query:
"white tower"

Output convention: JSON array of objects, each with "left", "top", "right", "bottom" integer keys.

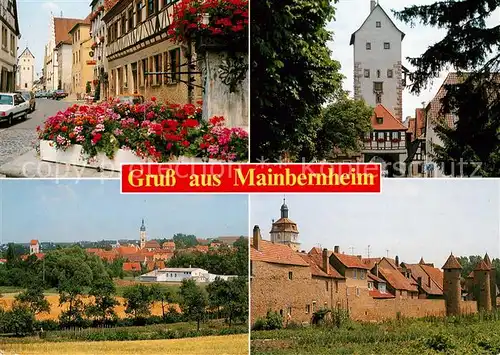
[
  {"left": 270, "top": 198, "right": 300, "bottom": 251},
  {"left": 350, "top": 0, "right": 405, "bottom": 121},
  {"left": 29, "top": 240, "right": 40, "bottom": 255},
  {"left": 140, "top": 219, "right": 147, "bottom": 249},
  {"left": 17, "top": 48, "right": 35, "bottom": 91}
]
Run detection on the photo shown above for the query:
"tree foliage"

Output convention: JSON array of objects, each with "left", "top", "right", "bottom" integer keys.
[
  {"left": 250, "top": 0, "right": 344, "bottom": 161},
  {"left": 123, "top": 284, "right": 154, "bottom": 319},
  {"left": 394, "top": 0, "right": 500, "bottom": 176},
  {"left": 179, "top": 279, "right": 208, "bottom": 331},
  {"left": 14, "top": 283, "right": 50, "bottom": 315},
  {"left": 206, "top": 277, "right": 248, "bottom": 326}
]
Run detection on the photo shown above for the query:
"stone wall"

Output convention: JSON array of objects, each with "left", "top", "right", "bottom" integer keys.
[{"left": 394, "top": 61, "right": 403, "bottom": 121}]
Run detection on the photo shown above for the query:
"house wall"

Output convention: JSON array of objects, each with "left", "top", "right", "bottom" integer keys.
[
  {"left": 0, "top": 0, "right": 19, "bottom": 92},
  {"left": 353, "top": 5, "right": 403, "bottom": 120},
  {"left": 57, "top": 44, "right": 72, "bottom": 92},
  {"left": 17, "top": 52, "right": 34, "bottom": 91}
]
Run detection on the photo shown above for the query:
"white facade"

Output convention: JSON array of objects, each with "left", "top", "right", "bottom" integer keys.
[
  {"left": 44, "top": 15, "right": 58, "bottom": 91},
  {"left": 29, "top": 241, "right": 39, "bottom": 255},
  {"left": 139, "top": 268, "right": 209, "bottom": 283},
  {"left": 57, "top": 43, "right": 72, "bottom": 93},
  {"left": 16, "top": 48, "right": 34, "bottom": 90},
  {"left": 0, "top": 0, "right": 20, "bottom": 92},
  {"left": 351, "top": 1, "right": 404, "bottom": 120}
]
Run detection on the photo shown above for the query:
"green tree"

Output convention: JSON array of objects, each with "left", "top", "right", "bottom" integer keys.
[
  {"left": 6, "top": 304, "right": 35, "bottom": 336},
  {"left": 250, "top": 0, "right": 343, "bottom": 161},
  {"left": 173, "top": 233, "right": 198, "bottom": 249},
  {"left": 123, "top": 284, "right": 152, "bottom": 319},
  {"left": 179, "top": 279, "right": 207, "bottom": 331},
  {"left": 207, "top": 277, "right": 248, "bottom": 326},
  {"left": 150, "top": 284, "right": 173, "bottom": 320},
  {"left": 14, "top": 283, "right": 50, "bottom": 315},
  {"left": 85, "top": 276, "right": 119, "bottom": 323},
  {"left": 316, "top": 95, "right": 373, "bottom": 160},
  {"left": 394, "top": 1, "right": 500, "bottom": 176}
]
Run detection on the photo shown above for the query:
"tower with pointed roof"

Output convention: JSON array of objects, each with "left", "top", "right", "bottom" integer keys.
[
  {"left": 442, "top": 253, "right": 462, "bottom": 316},
  {"left": 270, "top": 198, "right": 300, "bottom": 251},
  {"left": 351, "top": 0, "right": 405, "bottom": 121},
  {"left": 16, "top": 47, "right": 35, "bottom": 91},
  {"left": 140, "top": 219, "right": 147, "bottom": 249},
  {"left": 483, "top": 253, "right": 496, "bottom": 309},
  {"left": 474, "top": 259, "right": 492, "bottom": 312}
]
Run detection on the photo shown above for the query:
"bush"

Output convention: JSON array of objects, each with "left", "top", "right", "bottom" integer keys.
[
  {"left": 252, "top": 311, "right": 283, "bottom": 331},
  {"left": 425, "top": 333, "right": 455, "bottom": 351},
  {"left": 5, "top": 305, "right": 35, "bottom": 336}
]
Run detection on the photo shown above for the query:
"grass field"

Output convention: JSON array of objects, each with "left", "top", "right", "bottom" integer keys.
[
  {"left": 0, "top": 295, "right": 180, "bottom": 320},
  {"left": 251, "top": 315, "right": 500, "bottom": 354},
  {"left": 0, "top": 334, "right": 248, "bottom": 355}
]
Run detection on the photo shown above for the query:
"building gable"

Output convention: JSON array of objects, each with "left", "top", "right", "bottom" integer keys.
[{"left": 350, "top": 4, "right": 405, "bottom": 45}]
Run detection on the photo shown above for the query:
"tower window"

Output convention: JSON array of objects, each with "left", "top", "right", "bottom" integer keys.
[
  {"left": 373, "top": 82, "right": 383, "bottom": 92},
  {"left": 376, "top": 116, "right": 383, "bottom": 124},
  {"left": 376, "top": 21, "right": 381, "bottom": 28},
  {"left": 364, "top": 69, "right": 370, "bottom": 78},
  {"left": 377, "top": 70, "right": 380, "bottom": 78},
  {"left": 384, "top": 42, "right": 390, "bottom": 49},
  {"left": 288, "top": 271, "right": 293, "bottom": 280},
  {"left": 366, "top": 42, "right": 371, "bottom": 50},
  {"left": 387, "top": 69, "right": 393, "bottom": 78}
]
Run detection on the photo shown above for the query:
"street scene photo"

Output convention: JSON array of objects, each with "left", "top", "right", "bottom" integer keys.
[
  {"left": 0, "top": 180, "right": 249, "bottom": 355},
  {"left": 0, "top": 0, "right": 249, "bottom": 178},
  {"left": 251, "top": 0, "right": 500, "bottom": 177},
  {"left": 250, "top": 180, "right": 500, "bottom": 354}
]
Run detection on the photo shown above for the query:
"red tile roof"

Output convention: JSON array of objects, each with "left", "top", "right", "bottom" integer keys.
[
  {"left": 404, "top": 264, "right": 443, "bottom": 296},
  {"left": 369, "top": 289, "right": 395, "bottom": 299},
  {"left": 144, "top": 240, "right": 161, "bottom": 249},
  {"left": 367, "top": 273, "right": 385, "bottom": 283},
  {"left": 123, "top": 262, "right": 141, "bottom": 272},
  {"left": 442, "top": 254, "right": 462, "bottom": 269},
  {"left": 415, "top": 108, "right": 425, "bottom": 138},
  {"left": 333, "top": 253, "right": 371, "bottom": 269},
  {"left": 371, "top": 105, "right": 407, "bottom": 131},
  {"left": 251, "top": 239, "right": 309, "bottom": 266},
  {"left": 362, "top": 257, "right": 382, "bottom": 270},
  {"left": 379, "top": 265, "right": 418, "bottom": 292},
  {"left": 162, "top": 241, "right": 175, "bottom": 249},
  {"left": 116, "top": 246, "right": 138, "bottom": 255},
  {"left": 475, "top": 260, "right": 490, "bottom": 271},
  {"left": 484, "top": 253, "right": 492, "bottom": 267},
  {"left": 54, "top": 18, "right": 83, "bottom": 45},
  {"left": 420, "top": 264, "right": 444, "bottom": 288},
  {"left": 298, "top": 252, "right": 344, "bottom": 279},
  {"left": 30, "top": 239, "right": 39, "bottom": 245}
]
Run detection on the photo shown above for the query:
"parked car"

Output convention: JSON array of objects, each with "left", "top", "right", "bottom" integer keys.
[
  {"left": 0, "top": 93, "right": 30, "bottom": 125},
  {"left": 35, "top": 91, "right": 46, "bottom": 98},
  {"left": 117, "top": 94, "right": 145, "bottom": 105},
  {"left": 15, "top": 91, "right": 35, "bottom": 112},
  {"left": 52, "top": 90, "right": 68, "bottom": 100}
]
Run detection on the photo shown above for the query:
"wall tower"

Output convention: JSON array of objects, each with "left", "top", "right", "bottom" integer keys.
[
  {"left": 474, "top": 259, "right": 492, "bottom": 312},
  {"left": 269, "top": 198, "right": 300, "bottom": 251},
  {"left": 442, "top": 253, "right": 462, "bottom": 316}
]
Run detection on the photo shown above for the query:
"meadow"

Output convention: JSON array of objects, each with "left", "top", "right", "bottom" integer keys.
[
  {"left": 251, "top": 314, "right": 500, "bottom": 354},
  {"left": 0, "top": 334, "right": 248, "bottom": 355}
]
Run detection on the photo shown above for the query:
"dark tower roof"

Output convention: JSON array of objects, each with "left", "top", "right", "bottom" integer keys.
[
  {"left": 484, "top": 253, "right": 492, "bottom": 267},
  {"left": 140, "top": 219, "right": 146, "bottom": 232},
  {"left": 475, "top": 260, "right": 491, "bottom": 271},
  {"left": 280, "top": 198, "right": 289, "bottom": 219},
  {"left": 442, "top": 254, "right": 462, "bottom": 270},
  {"left": 419, "top": 257, "right": 425, "bottom": 265}
]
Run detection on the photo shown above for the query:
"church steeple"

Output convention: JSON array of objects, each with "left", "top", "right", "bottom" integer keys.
[
  {"left": 140, "top": 219, "right": 147, "bottom": 249},
  {"left": 140, "top": 218, "right": 146, "bottom": 232},
  {"left": 280, "top": 197, "right": 289, "bottom": 218}
]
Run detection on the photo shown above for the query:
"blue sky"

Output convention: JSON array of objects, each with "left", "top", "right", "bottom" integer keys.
[
  {"left": 17, "top": 0, "right": 90, "bottom": 75},
  {"left": 328, "top": 0, "right": 500, "bottom": 119},
  {"left": 251, "top": 180, "right": 500, "bottom": 268},
  {"left": 0, "top": 180, "right": 248, "bottom": 243}
]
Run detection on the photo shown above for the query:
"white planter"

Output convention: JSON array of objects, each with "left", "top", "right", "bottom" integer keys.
[{"left": 39, "top": 140, "right": 216, "bottom": 171}]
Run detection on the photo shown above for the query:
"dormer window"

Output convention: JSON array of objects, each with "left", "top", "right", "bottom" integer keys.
[
  {"left": 366, "top": 42, "right": 371, "bottom": 50},
  {"left": 376, "top": 116, "right": 383, "bottom": 124},
  {"left": 376, "top": 21, "right": 381, "bottom": 28}
]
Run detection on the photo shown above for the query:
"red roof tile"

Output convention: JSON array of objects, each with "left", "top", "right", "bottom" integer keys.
[
  {"left": 367, "top": 273, "right": 385, "bottom": 283},
  {"left": 144, "top": 240, "right": 161, "bottom": 249},
  {"left": 404, "top": 264, "right": 443, "bottom": 296},
  {"left": 333, "top": 253, "right": 371, "bottom": 269},
  {"left": 484, "top": 253, "right": 492, "bottom": 267},
  {"left": 420, "top": 264, "right": 444, "bottom": 288},
  {"left": 442, "top": 254, "right": 462, "bottom": 269},
  {"left": 475, "top": 260, "right": 490, "bottom": 271},
  {"left": 123, "top": 262, "right": 141, "bottom": 272},
  {"left": 379, "top": 265, "right": 418, "bottom": 292},
  {"left": 30, "top": 239, "right": 39, "bottom": 245},
  {"left": 371, "top": 105, "right": 407, "bottom": 131},
  {"left": 362, "top": 257, "right": 382, "bottom": 270},
  {"left": 369, "top": 289, "right": 395, "bottom": 299},
  {"left": 251, "top": 240, "right": 309, "bottom": 266},
  {"left": 116, "top": 246, "right": 138, "bottom": 255},
  {"left": 298, "top": 252, "right": 344, "bottom": 279},
  {"left": 54, "top": 18, "right": 83, "bottom": 45}
]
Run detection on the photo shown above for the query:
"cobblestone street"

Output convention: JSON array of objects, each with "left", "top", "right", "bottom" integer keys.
[{"left": 0, "top": 99, "right": 73, "bottom": 168}]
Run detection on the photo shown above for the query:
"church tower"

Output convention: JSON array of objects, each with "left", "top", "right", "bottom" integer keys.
[
  {"left": 140, "top": 219, "right": 146, "bottom": 249},
  {"left": 270, "top": 198, "right": 300, "bottom": 251},
  {"left": 350, "top": 0, "right": 405, "bottom": 120}
]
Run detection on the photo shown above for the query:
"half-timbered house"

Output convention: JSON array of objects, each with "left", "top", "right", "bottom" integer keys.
[
  {"left": 90, "top": 0, "right": 108, "bottom": 99},
  {"left": 0, "top": 0, "right": 20, "bottom": 92},
  {"left": 405, "top": 108, "right": 426, "bottom": 177},
  {"left": 102, "top": 0, "right": 201, "bottom": 103}
]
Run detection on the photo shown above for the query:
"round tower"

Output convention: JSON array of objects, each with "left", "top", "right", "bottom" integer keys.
[
  {"left": 269, "top": 198, "right": 300, "bottom": 251},
  {"left": 474, "top": 260, "right": 492, "bottom": 312},
  {"left": 140, "top": 219, "right": 147, "bottom": 249},
  {"left": 484, "top": 253, "right": 496, "bottom": 309},
  {"left": 442, "top": 253, "right": 462, "bottom": 316}
]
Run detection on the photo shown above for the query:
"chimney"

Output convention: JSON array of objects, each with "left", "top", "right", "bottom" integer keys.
[
  {"left": 370, "top": 0, "right": 376, "bottom": 12},
  {"left": 253, "top": 225, "right": 261, "bottom": 251},
  {"left": 395, "top": 255, "right": 399, "bottom": 266},
  {"left": 334, "top": 246, "right": 339, "bottom": 253},
  {"left": 357, "top": 255, "right": 362, "bottom": 260},
  {"left": 322, "top": 248, "right": 329, "bottom": 273}
]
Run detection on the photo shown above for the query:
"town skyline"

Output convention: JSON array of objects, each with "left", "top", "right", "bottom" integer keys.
[
  {"left": 250, "top": 180, "right": 500, "bottom": 267},
  {"left": 0, "top": 180, "right": 248, "bottom": 244}
]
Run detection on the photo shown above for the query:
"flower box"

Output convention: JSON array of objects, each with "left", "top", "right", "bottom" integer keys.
[{"left": 40, "top": 140, "right": 209, "bottom": 171}]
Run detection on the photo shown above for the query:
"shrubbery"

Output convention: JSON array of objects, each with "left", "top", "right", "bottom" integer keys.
[{"left": 252, "top": 311, "right": 283, "bottom": 331}]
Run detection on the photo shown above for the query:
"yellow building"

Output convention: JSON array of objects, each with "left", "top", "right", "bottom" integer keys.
[{"left": 69, "top": 19, "right": 95, "bottom": 99}]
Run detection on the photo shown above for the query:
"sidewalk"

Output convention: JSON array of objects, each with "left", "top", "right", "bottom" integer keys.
[{"left": 0, "top": 150, "right": 120, "bottom": 178}]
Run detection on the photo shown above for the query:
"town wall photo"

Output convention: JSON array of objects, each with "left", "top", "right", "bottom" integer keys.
[
  {"left": 0, "top": 180, "right": 249, "bottom": 355},
  {"left": 250, "top": 179, "right": 500, "bottom": 354}
]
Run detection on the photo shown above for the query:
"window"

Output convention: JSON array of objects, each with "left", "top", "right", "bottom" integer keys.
[
  {"left": 391, "top": 132, "right": 399, "bottom": 140},
  {"left": 24, "top": 83, "right": 27, "bottom": 88},
  {"left": 306, "top": 304, "right": 310, "bottom": 314},
  {"left": 377, "top": 69, "right": 380, "bottom": 78},
  {"left": 312, "top": 301, "right": 316, "bottom": 312},
  {"left": 376, "top": 92, "right": 382, "bottom": 104},
  {"left": 376, "top": 116, "right": 383, "bottom": 124},
  {"left": 288, "top": 271, "right": 293, "bottom": 280},
  {"left": 368, "top": 282, "right": 373, "bottom": 290},
  {"left": 387, "top": 69, "right": 393, "bottom": 78},
  {"left": 376, "top": 21, "right": 381, "bottom": 27},
  {"left": 147, "top": 0, "right": 158, "bottom": 16},
  {"left": 384, "top": 42, "right": 390, "bottom": 49},
  {"left": 353, "top": 269, "right": 357, "bottom": 279},
  {"left": 380, "top": 283, "right": 387, "bottom": 293},
  {"left": 360, "top": 270, "right": 365, "bottom": 280},
  {"left": 366, "top": 42, "right": 371, "bottom": 50},
  {"left": 364, "top": 69, "right": 370, "bottom": 78},
  {"left": 121, "top": 16, "right": 126, "bottom": 36},
  {"left": 154, "top": 54, "right": 162, "bottom": 84},
  {"left": 373, "top": 82, "right": 383, "bottom": 92},
  {"left": 377, "top": 132, "right": 384, "bottom": 140},
  {"left": 136, "top": 2, "right": 143, "bottom": 24},
  {"left": 2, "top": 27, "right": 7, "bottom": 50},
  {"left": 128, "top": 8, "right": 134, "bottom": 31},
  {"left": 169, "top": 48, "right": 180, "bottom": 83},
  {"left": 356, "top": 287, "right": 360, "bottom": 296},
  {"left": 250, "top": 261, "right": 253, "bottom": 276},
  {"left": 325, "top": 281, "right": 329, "bottom": 291},
  {"left": 142, "top": 58, "right": 148, "bottom": 85}
]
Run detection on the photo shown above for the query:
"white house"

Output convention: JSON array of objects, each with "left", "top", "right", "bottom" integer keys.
[
  {"left": 29, "top": 239, "right": 40, "bottom": 255},
  {"left": 0, "top": 0, "right": 20, "bottom": 92},
  {"left": 16, "top": 47, "right": 34, "bottom": 91},
  {"left": 350, "top": 0, "right": 405, "bottom": 121},
  {"left": 139, "top": 267, "right": 239, "bottom": 283}
]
